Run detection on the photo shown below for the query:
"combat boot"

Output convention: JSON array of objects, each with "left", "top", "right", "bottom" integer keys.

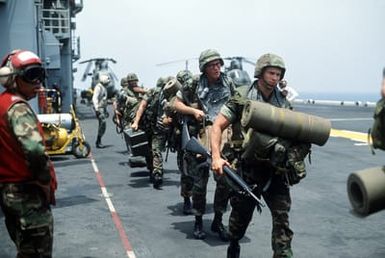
[
  {"left": 153, "top": 173, "right": 163, "bottom": 189},
  {"left": 193, "top": 216, "right": 206, "bottom": 239},
  {"left": 211, "top": 213, "right": 229, "bottom": 242},
  {"left": 95, "top": 136, "right": 105, "bottom": 149},
  {"left": 182, "top": 197, "right": 193, "bottom": 215},
  {"left": 227, "top": 241, "right": 240, "bottom": 258}
]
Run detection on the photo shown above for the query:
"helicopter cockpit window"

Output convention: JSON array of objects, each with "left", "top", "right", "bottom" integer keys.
[{"left": 228, "top": 69, "right": 251, "bottom": 87}]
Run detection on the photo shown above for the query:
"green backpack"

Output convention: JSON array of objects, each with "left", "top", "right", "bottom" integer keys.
[{"left": 370, "top": 98, "right": 385, "bottom": 151}]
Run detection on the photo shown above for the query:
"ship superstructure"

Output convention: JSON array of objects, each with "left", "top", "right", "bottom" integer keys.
[{"left": 0, "top": 0, "right": 83, "bottom": 112}]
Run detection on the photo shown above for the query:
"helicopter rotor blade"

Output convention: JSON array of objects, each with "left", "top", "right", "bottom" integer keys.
[
  {"left": 224, "top": 56, "right": 255, "bottom": 66},
  {"left": 79, "top": 58, "right": 97, "bottom": 64},
  {"left": 243, "top": 58, "right": 255, "bottom": 66},
  {"left": 156, "top": 58, "right": 197, "bottom": 67},
  {"left": 81, "top": 62, "right": 93, "bottom": 81},
  {"left": 111, "top": 71, "right": 119, "bottom": 81}
]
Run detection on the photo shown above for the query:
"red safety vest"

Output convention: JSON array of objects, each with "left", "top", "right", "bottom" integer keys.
[{"left": 0, "top": 91, "right": 57, "bottom": 204}]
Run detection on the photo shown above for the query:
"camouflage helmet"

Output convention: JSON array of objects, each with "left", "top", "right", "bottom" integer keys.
[
  {"left": 120, "top": 77, "right": 129, "bottom": 87},
  {"left": 176, "top": 70, "right": 193, "bottom": 84},
  {"left": 126, "top": 73, "right": 138, "bottom": 82},
  {"left": 254, "top": 53, "right": 286, "bottom": 79},
  {"left": 198, "top": 49, "right": 224, "bottom": 72}
]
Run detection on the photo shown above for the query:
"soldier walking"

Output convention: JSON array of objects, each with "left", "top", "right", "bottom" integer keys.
[
  {"left": 113, "top": 74, "right": 147, "bottom": 131},
  {"left": 175, "top": 70, "right": 195, "bottom": 214},
  {"left": 211, "top": 53, "right": 311, "bottom": 258},
  {"left": 131, "top": 77, "right": 171, "bottom": 187},
  {"left": 174, "top": 49, "right": 235, "bottom": 241}
]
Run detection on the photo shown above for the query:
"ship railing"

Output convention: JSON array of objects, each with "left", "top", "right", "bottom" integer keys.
[
  {"left": 293, "top": 98, "right": 376, "bottom": 108},
  {"left": 41, "top": 8, "right": 70, "bottom": 39}
]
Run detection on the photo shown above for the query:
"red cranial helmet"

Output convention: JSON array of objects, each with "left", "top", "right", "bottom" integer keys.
[{"left": 0, "top": 50, "right": 45, "bottom": 87}]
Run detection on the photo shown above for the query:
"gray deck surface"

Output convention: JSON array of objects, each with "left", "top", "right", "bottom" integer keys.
[{"left": 1, "top": 103, "right": 384, "bottom": 258}]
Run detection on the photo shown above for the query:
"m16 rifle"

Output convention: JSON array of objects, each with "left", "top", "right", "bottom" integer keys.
[
  {"left": 112, "top": 111, "right": 124, "bottom": 134},
  {"left": 184, "top": 135, "right": 264, "bottom": 211}
]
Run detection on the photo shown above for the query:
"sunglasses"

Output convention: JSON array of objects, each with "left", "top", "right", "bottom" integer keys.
[
  {"left": 19, "top": 65, "right": 45, "bottom": 84},
  {"left": 206, "top": 61, "right": 222, "bottom": 69}
]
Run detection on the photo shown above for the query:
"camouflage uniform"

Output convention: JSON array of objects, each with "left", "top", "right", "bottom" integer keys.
[
  {"left": 220, "top": 53, "right": 311, "bottom": 258},
  {"left": 146, "top": 77, "right": 176, "bottom": 188},
  {"left": 175, "top": 50, "right": 235, "bottom": 240},
  {"left": 176, "top": 71, "right": 194, "bottom": 203},
  {"left": 115, "top": 82, "right": 142, "bottom": 129},
  {"left": 0, "top": 50, "right": 57, "bottom": 258},
  {"left": 135, "top": 81, "right": 166, "bottom": 182},
  {"left": 0, "top": 102, "right": 56, "bottom": 258}
]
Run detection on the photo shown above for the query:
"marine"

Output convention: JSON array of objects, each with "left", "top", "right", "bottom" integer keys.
[
  {"left": 148, "top": 76, "right": 178, "bottom": 188},
  {"left": 173, "top": 49, "right": 235, "bottom": 241},
  {"left": 211, "top": 53, "right": 311, "bottom": 257},
  {"left": 175, "top": 70, "right": 195, "bottom": 214},
  {"left": 131, "top": 76, "right": 172, "bottom": 186}
]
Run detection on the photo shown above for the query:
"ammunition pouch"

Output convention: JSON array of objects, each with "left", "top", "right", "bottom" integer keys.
[
  {"left": 125, "top": 96, "right": 138, "bottom": 106},
  {"left": 241, "top": 132, "right": 311, "bottom": 186},
  {"left": 285, "top": 161, "right": 306, "bottom": 185},
  {"left": 241, "top": 129, "right": 278, "bottom": 161},
  {"left": 285, "top": 143, "right": 311, "bottom": 185}
]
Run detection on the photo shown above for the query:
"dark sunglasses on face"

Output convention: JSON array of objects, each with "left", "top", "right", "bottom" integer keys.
[
  {"left": 19, "top": 65, "right": 45, "bottom": 84},
  {"left": 206, "top": 61, "right": 222, "bottom": 69}
]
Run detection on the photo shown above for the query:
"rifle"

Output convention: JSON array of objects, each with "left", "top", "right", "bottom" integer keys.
[
  {"left": 181, "top": 116, "right": 191, "bottom": 150},
  {"left": 113, "top": 111, "right": 124, "bottom": 134},
  {"left": 184, "top": 136, "right": 264, "bottom": 211}
]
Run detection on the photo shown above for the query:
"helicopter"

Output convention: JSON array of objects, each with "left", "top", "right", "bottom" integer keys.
[
  {"left": 156, "top": 56, "right": 254, "bottom": 88},
  {"left": 79, "top": 58, "right": 119, "bottom": 104},
  {"left": 223, "top": 56, "right": 254, "bottom": 88}
]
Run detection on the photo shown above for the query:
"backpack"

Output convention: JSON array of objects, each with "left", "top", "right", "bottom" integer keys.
[
  {"left": 143, "top": 89, "right": 162, "bottom": 130},
  {"left": 370, "top": 98, "right": 385, "bottom": 151}
]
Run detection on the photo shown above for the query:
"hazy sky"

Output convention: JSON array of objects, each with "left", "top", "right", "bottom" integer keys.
[{"left": 74, "top": 0, "right": 385, "bottom": 97}]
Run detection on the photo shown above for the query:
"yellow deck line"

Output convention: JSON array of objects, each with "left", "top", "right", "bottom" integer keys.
[{"left": 329, "top": 129, "right": 369, "bottom": 143}]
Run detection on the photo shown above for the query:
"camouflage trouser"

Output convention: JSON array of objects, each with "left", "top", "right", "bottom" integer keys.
[
  {"left": 0, "top": 183, "right": 53, "bottom": 258},
  {"left": 177, "top": 150, "right": 193, "bottom": 198},
  {"left": 229, "top": 166, "right": 293, "bottom": 258},
  {"left": 96, "top": 107, "right": 107, "bottom": 138},
  {"left": 151, "top": 131, "right": 167, "bottom": 176},
  {"left": 185, "top": 152, "right": 209, "bottom": 216},
  {"left": 143, "top": 128, "right": 154, "bottom": 173},
  {"left": 185, "top": 153, "right": 230, "bottom": 217},
  {"left": 213, "top": 173, "right": 230, "bottom": 215}
]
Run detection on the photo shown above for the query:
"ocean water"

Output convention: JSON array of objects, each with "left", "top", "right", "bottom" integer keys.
[{"left": 299, "top": 92, "right": 380, "bottom": 102}]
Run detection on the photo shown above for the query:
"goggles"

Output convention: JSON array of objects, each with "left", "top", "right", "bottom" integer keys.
[{"left": 19, "top": 65, "right": 45, "bottom": 84}]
